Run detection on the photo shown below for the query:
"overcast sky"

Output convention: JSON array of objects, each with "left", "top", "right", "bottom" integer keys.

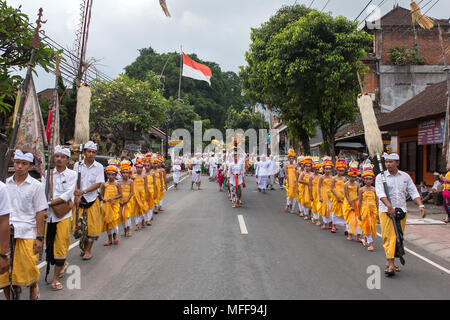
[{"left": 8, "top": 0, "right": 450, "bottom": 92}]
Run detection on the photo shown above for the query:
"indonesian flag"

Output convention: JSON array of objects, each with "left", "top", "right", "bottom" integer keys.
[{"left": 182, "top": 52, "right": 212, "bottom": 85}]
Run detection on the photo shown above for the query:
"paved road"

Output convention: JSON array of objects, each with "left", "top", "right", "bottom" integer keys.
[{"left": 29, "top": 175, "right": 450, "bottom": 299}]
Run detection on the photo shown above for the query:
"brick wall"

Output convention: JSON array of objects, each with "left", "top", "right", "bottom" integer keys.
[{"left": 380, "top": 27, "right": 450, "bottom": 65}]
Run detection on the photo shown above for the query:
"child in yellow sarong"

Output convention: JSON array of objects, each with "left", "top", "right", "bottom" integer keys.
[
  {"left": 132, "top": 156, "right": 148, "bottom": 231},
  {"left": 101, "top": 163, "right": 122, "bottom": 246},
  {"left": 343, "top": 161, "right": 361, "bottom": 241},
  {"left": 296, "top": 156, "right": 305, "bottom": 216},
  {"left": 330, "top": 158, "right": 347, "bottom": 233},
  {"left": 310, "top": 157, "right": 322, "bottom": 225},
  {"left": 318, "top": 157, "right": 334, "bottom": 230},
  {"left": 118, "top": 160, "right": 134, "bottom": 237},
  {"left": 284, "top": 149, "right": 298, "bottom": 213},
  {"left": 358, "top": 161, "right": 378, "bottom": 251},
  {"left": 144, "top": 153, "right": 156, "bottom": 226},
  {"left": 298, "top": 157, "right": 313, "bottom": 220},
  {"left": 153, "top": 156, "right": 161, "bottom": 214},
  {"left": 156, "top": 155, "right": 167, "bottom": 212}
]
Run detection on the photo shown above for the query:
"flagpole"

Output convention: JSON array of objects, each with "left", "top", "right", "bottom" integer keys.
[{"left": 178, "top": 45, "right": 183, "bottom": 101}]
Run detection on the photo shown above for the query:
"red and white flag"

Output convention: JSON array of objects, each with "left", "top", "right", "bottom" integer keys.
[{"left": 182, "top": 52, "right": 212, "bottom": 85}]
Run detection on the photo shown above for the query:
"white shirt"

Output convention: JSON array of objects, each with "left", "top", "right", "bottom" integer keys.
[
  {"left": 432, "top": 180, "right": 442, "bottom": 191},
  {"left": 375, "top": 170, "right": 420, "bottom": 213},
  {"left": 6, "top": 174, "right": 48, "bottom": 239},
  {"left": 228, "top": 162, "right": 245, "bottom": 186},
  {"left": 73, "top": 160, "right": 105, "bottom": 203},
  {"left": 47, "top": 167, "right": 77, "bottom": 223},
  {"left": 192, "top": 158, "right": 202, "bottom": 172},
  {"left": 0, "top": 181, "right": 13, "bottom": 216}
]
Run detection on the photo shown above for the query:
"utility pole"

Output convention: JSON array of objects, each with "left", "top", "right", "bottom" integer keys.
[{"left": 438, "top": 23, "right": 450, "bottom": 166}]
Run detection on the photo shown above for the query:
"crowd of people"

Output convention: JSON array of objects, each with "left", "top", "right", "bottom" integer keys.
[
  {"left": 1, "top": 143, "right": 449, "bottom": 299},
  {"left": 0, "top": 141, "right": 169, "bottom": 299}
]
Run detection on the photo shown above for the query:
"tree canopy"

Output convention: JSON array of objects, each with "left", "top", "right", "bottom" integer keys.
[
  {"left": 125, "top": 47, "right": 250, "bottom": 131},
  {"left": 0, "top": 0, "right": 59, "bottom": 114},
  {"left": 241, "top": 4, "right": 373, "bottom": 158},
  {"left": 90, "top": 73, "right": 167, "bottom": 141}
]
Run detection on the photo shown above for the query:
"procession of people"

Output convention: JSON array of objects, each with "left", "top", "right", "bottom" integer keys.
[
  {"left": 0, "top": 142, "right": 169, "bottom": 299},
  {"left": 1, "top": 140, "right": 449, "bottom": 300}
]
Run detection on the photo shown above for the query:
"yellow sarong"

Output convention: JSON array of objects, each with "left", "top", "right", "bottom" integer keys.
[
  {"left": 54, "top": 217, "right": 71, "bottom": 260},
  {"left": 330, "top": 179, "right": 345, "bottom": 217},
  {"left": 120, "top": 184, "right": 134, "bottom": 223},
  {"left": 102, "top": 183, "right": 120, "bottom": 232},
  {"left": 311, "top": 176, "right": 320, "bottom": 214},
  {"left": 360, "top": 191, "right": 378, "bottom": 238},
  {"left": 133, "top": 176, "right": 148, "bottom": 216},
  {"left": 285, "top": 164, "right": 297, "bottom": 200},
  {"left": 72, "top": 198, "right": 102, "bottom": 238},
  {"left": 343, "top": 185, "right": 360, "bottom": 235},
  {"left": 0, "top": 239, "right": 39, "bottom": 287},
  {"left": 154, "top": 172, "right": 161, "bottom": 204},
  {"left": 319, "top": 177, "right": 332, "bottom": 218},
  {"left": 301, "top": 173, "right": 311, "bottom": 208},
  {"left": 379, "top": 211, "right": 407, "bottom": 259},
  {"left": 146, "top": 174, "right": 155, "bottom": 210}
]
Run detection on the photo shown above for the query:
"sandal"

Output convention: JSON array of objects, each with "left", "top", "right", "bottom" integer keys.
[
  {"left": 384, "top": 267, "right": 395, "bottom": 277},
  {"left": 51, "top": 281, "right": 63, "bottom": 291},
  {"left": 361, "top": 238, "right": 367, "bottom": 247},
  {"left": 57, "top": 262, "right": 69, "bottom": 279},
  {"left": 103, "top": 241, "right": 112, "bottom": 246},
  {"left": 30, "top": 287, "right": 40, "bottom": 300},
  {"left": 347, "top": 235, "right": 353, "bottom": 241},
  {"left": 386, "top": 264, "right": 401, "bottom": 272},
  {"left": 299, "top": 213, "right": 304, "bottom": 217},
  {"left": 331, "top": 227, "right": 337, "bottom": 233},
  {"left": 321, "top": 224, "right": 327, "bottom": 230},
  {"left": 368, "top": 244, "right": 374, "bottom": 251},
  {"left": 304, "top": 216, "right": 310, "bottom": 220}
]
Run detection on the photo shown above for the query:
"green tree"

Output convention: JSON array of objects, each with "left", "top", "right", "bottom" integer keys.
[
  {"left": 242, "top": 4, "right": 372, "bottom": 159},
  {"left": 0, "top": 1, "right": 59, "bottom": 114},
  {"left": 90, "top": 73, "right": 167, "bottom": 142},
  {"left": 124, "top": 47, "right": 250, "bottom": 131},
  {"left": 224, "top": 108, "right": 269, "bottom": 132},
  {"left": 240, "top": 4, "right": 315, "bottom": 153}
]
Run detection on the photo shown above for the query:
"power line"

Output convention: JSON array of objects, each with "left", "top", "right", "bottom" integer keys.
[
  {"left": 358, "top": 0, "right": 387, "bottom": 27},
  {"left": 354, "top": 0, "right": 374, "bottom": 22},
  {"left": 308, "top": 0, "right": 315, "bottom": 9},
  {"left": 320, "top": 0, "right": 331, "bottom": 12}
]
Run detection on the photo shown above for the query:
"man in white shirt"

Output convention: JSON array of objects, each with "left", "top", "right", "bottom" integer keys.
[
  {"left": 228, "top": 152, "right": 245, "bottom": 208},
  {"left": 422, "top": 172, "right": 442, "bottom": 203},
  {"left": 73, "top": 141, "right": 105, "bottom": 260},
  {"left": 209, "top": 153, "right": 218, "bottom": 182},
  {"left": 4, "top": 150, "right": 48, "bottom": 300},
  {"left": 375, "top": 153, "right": 425, "bottom": 276},
  {"left": 0, "top": 181, "right": 13, "bottom": 290},
  {"left": 45, "top": 146, "right": 77, "bottom": 291},
  {"left": 191, "top": 153, "right": 203, "bottom": 190}
]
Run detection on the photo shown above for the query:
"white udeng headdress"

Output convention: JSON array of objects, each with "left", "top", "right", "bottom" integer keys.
[{"left": 14, "top": 149, "right": 34, "bottom": 163}]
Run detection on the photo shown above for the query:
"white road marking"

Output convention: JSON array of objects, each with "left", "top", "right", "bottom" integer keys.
[
  {"left": 238, "top": 215, "right": 248, "bottom": 234},
  {"left": 376, "top": 232, "right": 450, "bottom": 275}
]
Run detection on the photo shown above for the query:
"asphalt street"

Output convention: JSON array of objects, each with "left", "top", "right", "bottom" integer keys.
[{"left": 29, "top": 175, "right": 450, "bottom": 299}]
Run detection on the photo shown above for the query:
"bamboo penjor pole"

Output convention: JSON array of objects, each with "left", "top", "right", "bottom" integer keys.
[{"left": 356, "top": 72, "right": 405, "bottom": 266}]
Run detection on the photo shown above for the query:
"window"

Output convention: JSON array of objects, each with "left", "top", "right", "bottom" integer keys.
[
  {"left": 427, "top": 144, "right": 446, "bottom": 173},
  {"left": 399, "top": 141, "right": 417, "bottom": 171}
]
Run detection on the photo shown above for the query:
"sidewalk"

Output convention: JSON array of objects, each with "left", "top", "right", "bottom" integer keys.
[{"left": 403, "top": 201, "right": 450, "bottom": 263}]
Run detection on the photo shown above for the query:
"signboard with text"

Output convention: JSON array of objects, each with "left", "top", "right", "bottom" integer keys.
[{"left": 418, "top": 118, "right": 444, "bottom": 145}]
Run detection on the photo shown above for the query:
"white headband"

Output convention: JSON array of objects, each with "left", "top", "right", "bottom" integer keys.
[
  {"left": 14, "top": 149, "right": 34, "bottom": 163},
  {"left": 54, "top": 145, "right": 71, "bottom": 158},
  {"left": 84, "top": 141, "right": 97, "bottom": 151},
  {"left": 383, "top": 152, "right": 399, "bottom": 161}
]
